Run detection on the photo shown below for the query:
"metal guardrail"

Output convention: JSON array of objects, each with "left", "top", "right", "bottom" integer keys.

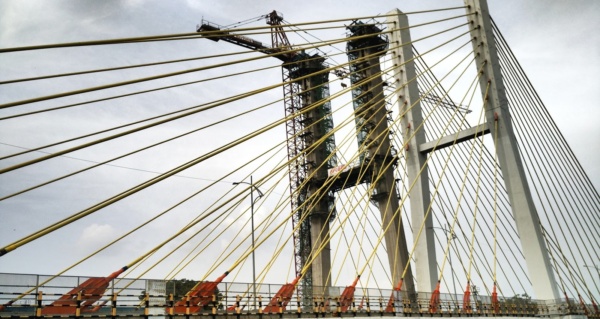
[{"left": 0, "top": 273, "right": 597, "bottom": 318}]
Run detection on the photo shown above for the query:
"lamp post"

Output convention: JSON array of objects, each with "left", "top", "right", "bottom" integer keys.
[
  {"left": 232, "top": 176, "right": 263, "bottom": 310},
  {"left": 430, "top": 225, "right": 458, "bottom": 301}
]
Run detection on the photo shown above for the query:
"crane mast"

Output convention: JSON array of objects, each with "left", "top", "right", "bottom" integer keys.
[{"left": 197, "top": 11, "right": 338, "bottom": 300}]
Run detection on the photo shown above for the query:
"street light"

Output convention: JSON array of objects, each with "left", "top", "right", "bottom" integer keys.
[
  {"left": 232, "top": 175, "right": 263, "bottom": 310},
  {"left": 430, "top": 224, "right": 458, "bottom": 301}
]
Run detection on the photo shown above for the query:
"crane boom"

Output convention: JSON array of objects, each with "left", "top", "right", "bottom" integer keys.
[
  {"left": 198, "top": 21, "right": 271, "bottom": 53},
  {"left": 197, "top": 12, "right": 294, "bottom": 62}
]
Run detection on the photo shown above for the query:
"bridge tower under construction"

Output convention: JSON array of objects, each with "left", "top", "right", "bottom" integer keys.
[{"left": 345, "top": 20, "right": 417, "bottom": 293}]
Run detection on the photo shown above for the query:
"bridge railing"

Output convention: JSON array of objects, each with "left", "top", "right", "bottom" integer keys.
[{"left": 0, "top": 273, "right": 597, "bottom": 318}]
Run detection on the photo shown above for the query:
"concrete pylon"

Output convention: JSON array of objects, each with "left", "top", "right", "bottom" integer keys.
[
  {"left": 464, "top": 0, "right": 560, "bottom": 300},
  {"left": 387, "top": 9, "right": 438, "bottom": 293}
]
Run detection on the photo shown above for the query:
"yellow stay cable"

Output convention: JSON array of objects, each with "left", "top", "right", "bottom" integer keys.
[
  {"left": 156, "top": 30, "right": 478, "bottom": 292},
  {"left": 322, "top": 42, "right": 480, "bottom": 290},
  {"left": 396, "top": 61, "right": 486, "bottom": 283},
  {"left": 0, "top": 16, "right": 465, "bottom": 110},
  {"left": 1, "top": 126, "right": 290, "bottom": 306},
  {"left": 0, "top": 7, "right": 468, "bottom": 52},
  {"left": 114, "top": 11, "right": 472, "bottom": 49},
  {"left": 303, "top": 55, "right": 460, "bottom": 287},
  {"left": 0, "top": 62, "right": 281, "bottom": 123},
  {"left": 167, "top": 146, "right": 292, "bottom": 279},
  {"left": 466, "top": 110, "right": 488, "bottom": 283},
  {"left": 225, "top": 39, "right": 473, "bottom": 291},
  {"left": 200, "top": 53, "right": 406, "bottom": 283},
  {"left": 436, "top": 77, "right": 487, "bottom": 283},
  {"left": 492, "top": 109, "right": 499, "bottom": 286},
  {"left": 355, "top": 58, "right": 480, "bottom": 285},
  {"left": 0, "top": 31, "right": 396, "bottom": 256},
  {"left": 0, "top": 47, "right": 269, "bottom": 85},
  {"left": 2, "top": 16, "right": 476, "bottom": 300}
]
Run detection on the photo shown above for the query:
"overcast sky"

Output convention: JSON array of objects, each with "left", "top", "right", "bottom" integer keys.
[{"left": 0, "top": 0, "right": 598, "bottom": 300}]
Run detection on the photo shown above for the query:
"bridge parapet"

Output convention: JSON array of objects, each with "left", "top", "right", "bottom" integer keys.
[{"left": 0, "top": 273, "right": 597, "bottom": 318}]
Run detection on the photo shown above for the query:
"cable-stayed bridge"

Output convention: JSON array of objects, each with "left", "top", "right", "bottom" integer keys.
[{"left": 0, "top": 1, "right": 598, "bottom": 318}]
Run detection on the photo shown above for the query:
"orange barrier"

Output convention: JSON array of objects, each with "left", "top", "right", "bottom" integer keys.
[
  {"left": 172, "top": 272, "right": 228, "bottom": 314},
  {"left": 40, "top": 266, "right": 126, "bottom": 315}
]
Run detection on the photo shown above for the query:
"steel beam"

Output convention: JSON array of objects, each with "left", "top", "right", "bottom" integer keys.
[{"left": 419, "top": 124, "right": 490, "bottom": 154}]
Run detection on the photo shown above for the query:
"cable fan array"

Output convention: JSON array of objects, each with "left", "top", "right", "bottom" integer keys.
[{"left": 0, "top": 3, "right": 598, "bottom": 318}]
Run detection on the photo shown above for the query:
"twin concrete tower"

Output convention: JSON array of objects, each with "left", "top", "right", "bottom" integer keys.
[{"left": 298, "top": 0, "right": 559, "bottom": 301}]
